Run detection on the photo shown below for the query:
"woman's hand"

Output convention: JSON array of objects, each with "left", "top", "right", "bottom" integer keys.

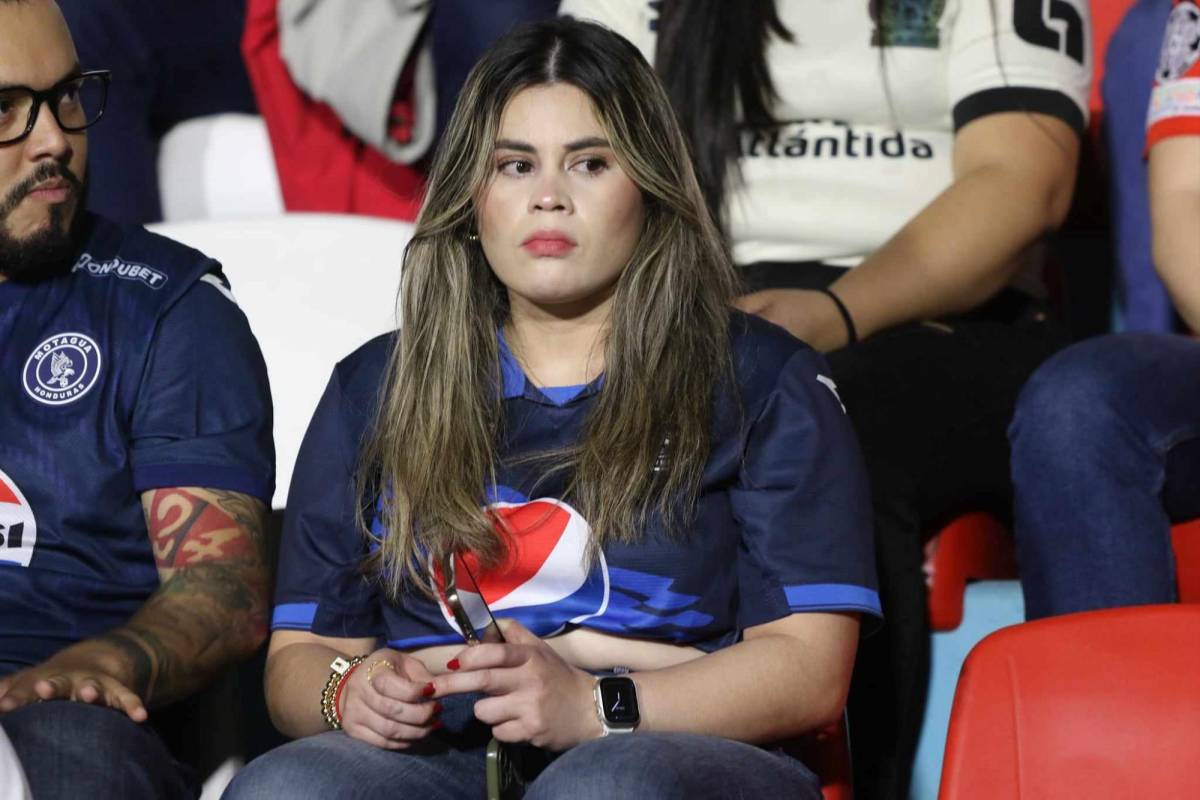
[
  {"left": 735, "top": 289, "right": 849, "bottom": 352},
  {"left": 432, "top": 621, "right": 601, "bottom": 751},
  {"left": 339, "top": 648, "right": 441, "bottom": 750}
]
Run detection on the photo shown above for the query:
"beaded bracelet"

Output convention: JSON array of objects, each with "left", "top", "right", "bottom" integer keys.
[{"left": 321, "top": 655, "right": 367, "bottom": 730}]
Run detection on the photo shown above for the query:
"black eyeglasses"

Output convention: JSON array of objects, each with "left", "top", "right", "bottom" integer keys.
[{"left": 0, "top": 70, "right": 111, "bottom": 146}]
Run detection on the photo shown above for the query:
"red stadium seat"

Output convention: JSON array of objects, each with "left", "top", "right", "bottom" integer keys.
[
  {"left": 925, "top": 513, "right": 1200, "bottom": 628},
  {"left": 938, "top": 605, "right": 1200, "bottom": 800},
  {"left": 1173, "top": 518, "right": 1200, "bottom": 603},
  {"left": 787, "top": 714, "right": 853, "bottom": 800},
  {"left": 925, "top": 514, "right": 1016, "bottom": 632}
]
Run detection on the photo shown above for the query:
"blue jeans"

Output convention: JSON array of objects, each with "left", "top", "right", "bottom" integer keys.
[
  {"left": 0, "top": 700, "right": 197, "bottom": 799},
  {"left": 224, "top": 693, "right": 820, "bottom": 799},
  {"left": 1010, "top": 333, "right": 1200, "bottom": 619}
]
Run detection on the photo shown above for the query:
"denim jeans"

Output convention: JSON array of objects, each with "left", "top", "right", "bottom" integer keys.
[
  {"left": 0, "top": 701, "right": 197, "bottom": 799},
  {"left": 223, "top": 692, "right": 821, "bottom": 799},
  {"left": 1010, "top": 333, "right": 1200, "bottom": 619}
]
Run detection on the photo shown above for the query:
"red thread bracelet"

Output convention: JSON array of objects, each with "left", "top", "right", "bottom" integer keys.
[{"left": 332, "top": 661, "right": 364, "bottom": 725}]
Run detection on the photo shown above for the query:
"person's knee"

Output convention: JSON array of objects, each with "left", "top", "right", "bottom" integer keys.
[
  {"left": 528, "top": 734, "right": 819, "bottom": 800},
  {"left": 529, "top": 736, "right": 690, "bottom": 799},
  {"left": 4, "top": 701, "right": 151, "bottom": 762},
  {"left": 1, "top": 701, "right": 191, "bottom": 798},
  {"left": 225, "top": 737, "right": 350, "bottom": 800},
  {"left": 1010, "top": 335, "right": 1141, "bottom": 458},
  {"left": 225, "top": 733, "right": 461, "bottom": 800}
]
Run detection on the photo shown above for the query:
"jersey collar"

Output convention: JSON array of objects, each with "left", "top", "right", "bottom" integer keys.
[{"left": 497, "top": 329, "right": 604, "bottom": 406}]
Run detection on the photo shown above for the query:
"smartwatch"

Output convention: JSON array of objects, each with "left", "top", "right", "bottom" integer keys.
[{"left": 594, "top": 676, "right": 640, "bottom": 735}]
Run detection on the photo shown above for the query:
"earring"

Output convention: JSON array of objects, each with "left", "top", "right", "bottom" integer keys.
[{"left": 467, "top": 232, "right": 479, "bottom": 242}]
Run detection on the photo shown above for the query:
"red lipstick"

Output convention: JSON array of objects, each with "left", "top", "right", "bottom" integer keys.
[{"left": 521, "top": 229, "right": 577, "bottom": 257}]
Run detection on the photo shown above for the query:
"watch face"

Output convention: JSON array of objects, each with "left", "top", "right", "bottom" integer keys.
[{"left": 599, "top": 677, "right": 640, "bottom": 725}]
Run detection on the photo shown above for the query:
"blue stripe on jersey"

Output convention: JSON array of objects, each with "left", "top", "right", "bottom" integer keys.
[
  {"left": 387, "top": 633, "right": 465, "bottom": 649},
  {"left": 272, "top": 602, "right": 318, "bottom": 629},
  {"left": 132, "top": 463, "right": 273, "bottom": 502},
  {"left": 785, "top": 583, "right": 883, "bottom": 616},
  {"left": 537, "top": 384, "right": 587, "bottom": 405}
]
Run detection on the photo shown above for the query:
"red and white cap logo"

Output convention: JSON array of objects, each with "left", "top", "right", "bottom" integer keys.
[
  {"left": 432, "top": 497, "right": 609, "bottom": 638},
  {"left": 0, "top": 468, "right": 37, "bottom": 567}
]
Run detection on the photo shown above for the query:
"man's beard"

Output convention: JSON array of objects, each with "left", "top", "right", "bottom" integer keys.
[{"left": 0, "top": 162, "right": 86, "bottom": 284}]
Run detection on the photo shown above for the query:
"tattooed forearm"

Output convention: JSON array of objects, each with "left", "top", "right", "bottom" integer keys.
[
  {"left": 93, "top": 487, "right": 275, "bottom": 707},
  {"left": 97, "top": 630, "right": 155, "bottom": 696},
  {"left": 210, "top": 490, "right": 269, "bottom": 563},
  {"left": 145, "top": 488, "right": 264, "bottom": 576}
]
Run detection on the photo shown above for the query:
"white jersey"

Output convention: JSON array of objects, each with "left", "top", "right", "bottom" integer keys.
[{"left": 560, "top": 0, "right": 1091, "bottom": 267}]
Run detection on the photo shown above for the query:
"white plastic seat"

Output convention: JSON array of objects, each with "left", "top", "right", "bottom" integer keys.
[
  {"left": 148, "top": 213, "right": 412, "bottom": 510},
  {"left": 157, "top": 114, "right": 285, "bottom": 222},
  {"left": 0, "top": 726, "right": 31, "bottom": 800}
]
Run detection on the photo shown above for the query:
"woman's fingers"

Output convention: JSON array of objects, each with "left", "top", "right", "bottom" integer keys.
[
  {"left": 433, "top": 664, "right": 526, "bottom": 698},
  {"left": 358, "top": 650, "right": 438, "bottom": 703},
  {"left": 489, "top": 719, "right": 528, "bottom": 744},
  {"left": 471, "top": 693, "right": 524, "bottom": 728},
  {"left": 360, "top": 686, "right": 440, "bottom": 726},
  {"left": 347, "top": 702, "right": 438, "bottom": 744},
  {"left": 342, "top": 720, "right": 416, "bottom": 751},
  {"left": 340, "top": 651, "right": 443, "bottom": 748}
]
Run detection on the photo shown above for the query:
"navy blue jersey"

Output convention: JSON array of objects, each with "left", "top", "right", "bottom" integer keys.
[
  {"left": 0, "top": 213, "right": 274, "bottom": 674},
  {"left": 274, "top": 313, "right": 880, "bottom": 652}
]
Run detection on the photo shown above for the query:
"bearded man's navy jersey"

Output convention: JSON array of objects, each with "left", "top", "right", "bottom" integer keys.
[
  {"left": 0, "top": 213, "right": 274, "bottom": 674},
  {"left": 274, "top": 313, "right": 880, "bottom": 652}
]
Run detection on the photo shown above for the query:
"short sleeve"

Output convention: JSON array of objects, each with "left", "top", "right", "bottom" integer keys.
[
  {"left": 129, "top": 275, "right": 274, "bottom": 502},
  {"left": 271, "top": 365, "right": 383, "bottom": 638},
  {"left": 1146, "top": 1, "right": 1200, "bottom": 150},
  {"left": 948, "top": 0, "right": 1091, "bottom": 134},
  {"left": 729, "top": 350, "right": 881, "bottom": 631}
]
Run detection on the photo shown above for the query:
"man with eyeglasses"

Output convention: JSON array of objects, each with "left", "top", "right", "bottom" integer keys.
[{"left": 0, "top": 2, "right": 275, "bottom": 797}]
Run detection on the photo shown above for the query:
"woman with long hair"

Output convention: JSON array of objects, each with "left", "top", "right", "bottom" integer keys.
[
  {"left": 560, "top": 3, "right": 1091, "bottom": 798},
  {"left": 225, "top": 18, "right": 879, "bottom": 799}
]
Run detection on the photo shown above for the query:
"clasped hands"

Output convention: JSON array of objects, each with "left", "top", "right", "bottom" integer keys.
[{"left": 340, "top": 619, "right": 601, "bottom": 752}]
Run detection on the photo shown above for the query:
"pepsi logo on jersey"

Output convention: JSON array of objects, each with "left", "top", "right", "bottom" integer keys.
[
  {"left": 430, "top": 493, "right": 610, "bottom": 639},
  {"left": 0, "top": 468, "right": 37, "bottom": 567}
]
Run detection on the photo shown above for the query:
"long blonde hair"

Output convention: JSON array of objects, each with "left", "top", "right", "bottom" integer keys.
[{"left": 359, "top": 18, "right": 739, "bottom": 598}]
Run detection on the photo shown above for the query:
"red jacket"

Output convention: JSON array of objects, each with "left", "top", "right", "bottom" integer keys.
[{"left": 242, "top": 0, "right": 426, "bottom": 220}]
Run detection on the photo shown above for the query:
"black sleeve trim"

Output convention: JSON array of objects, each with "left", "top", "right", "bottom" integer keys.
[{"left": 952, "top": 87, "right": 1084, "bottom": 134}]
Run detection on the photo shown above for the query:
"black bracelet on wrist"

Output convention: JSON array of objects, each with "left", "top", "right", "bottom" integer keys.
[{"left": 817, "top": 287, "right": 858, "bottom": 345}]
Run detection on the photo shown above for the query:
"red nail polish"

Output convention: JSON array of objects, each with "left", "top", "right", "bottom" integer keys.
[
  {"left": 431, "top": 719, "right": 444, "bottom": 730},
  {"left": 432, "top": 702, "right": 443, "bottom": 714},
  {"left": 447, "top": 658, "right": 460, "bottom": 671},
  {"left": 421, "top": 682, "right": 435, "bottom": 697}
]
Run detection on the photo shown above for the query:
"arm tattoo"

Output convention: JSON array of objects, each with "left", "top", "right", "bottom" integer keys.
[
  {"left": 147, "top": 489, "right": 260, "bottom": 571},
  {"left": 97, "top": 630, "right": 154, "bottom": 696},
  {"left": 112, "top": 487, "right": 272, "bottom": 706}
]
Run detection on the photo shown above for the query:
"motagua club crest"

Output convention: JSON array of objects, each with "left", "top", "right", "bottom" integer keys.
[
  {"left": 0, "top": 468, "right": 37, "bottom": 567},
  {"left": 23, "top": 332, "right": 103, "bottom": 406}
]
